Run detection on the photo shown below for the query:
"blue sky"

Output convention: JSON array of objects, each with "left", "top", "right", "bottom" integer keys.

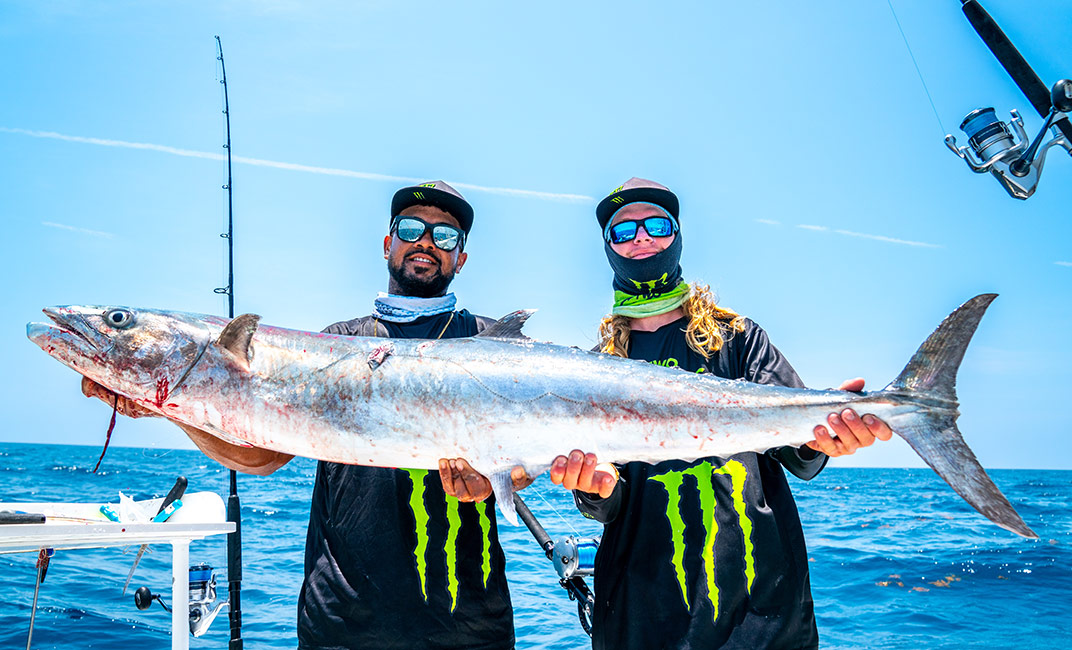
[{"left": 1, "top": 1, "right": 1069, "bottom": 469}]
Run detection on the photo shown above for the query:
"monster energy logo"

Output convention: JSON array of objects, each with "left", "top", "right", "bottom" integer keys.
[
  {"left": 630, "top": 272, "right": 669, "bottom": 295},
  {"left": 405, "top": 469, "right": 493, "bottom": 612},
  {"left": 649, "top": 459, "right": 754, "bottom": 622}
]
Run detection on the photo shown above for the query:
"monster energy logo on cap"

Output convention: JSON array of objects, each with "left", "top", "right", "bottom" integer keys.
[
  {"left": 391, "top": 180, "right": 475, "bottom": 234},
  {"left": 595, "top": 177, "right": 680, "bottom": 230}
]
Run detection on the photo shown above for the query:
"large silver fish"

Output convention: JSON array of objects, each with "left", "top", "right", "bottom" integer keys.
[{"left": 26, "top": 294, "right": 1035, "bottom": 537}]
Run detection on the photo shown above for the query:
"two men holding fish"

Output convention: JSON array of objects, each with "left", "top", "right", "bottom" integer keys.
[{"left": 75, "top": 178, "right": 895, "bottom": 649}]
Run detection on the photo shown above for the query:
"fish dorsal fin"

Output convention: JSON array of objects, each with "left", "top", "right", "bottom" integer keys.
[
  {"left": 475, "top": 310, "right": 535, "bottom": 341},
  {"left": 216, "top": 313, "right": 261, "bottom": 370}
]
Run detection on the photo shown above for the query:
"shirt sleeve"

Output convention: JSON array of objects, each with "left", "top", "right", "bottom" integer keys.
[
  {"left": 572, "top": 475, "right": 625, "bottom": 524},
  {"left": 739, "top": 320, "right": 830, "bottom": 481}
]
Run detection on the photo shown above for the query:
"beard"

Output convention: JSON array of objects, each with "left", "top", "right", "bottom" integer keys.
[{"left": 388, "top": 255, "right": 456, "bottom": 298}]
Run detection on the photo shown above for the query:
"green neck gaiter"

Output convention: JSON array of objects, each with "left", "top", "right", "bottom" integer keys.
[{"left": 612, "top": 281, "right": 690, "bottom": 318}]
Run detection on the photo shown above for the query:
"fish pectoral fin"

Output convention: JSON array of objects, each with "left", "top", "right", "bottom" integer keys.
[
  {"left": 490, "top": 469, "right": 518, "bottom": 525},
  {"left": 216, "top": 314, "right": 261, "bottom": 370},
  {"left": 474, "top": 310, "right": 535, "bottom": 341}
]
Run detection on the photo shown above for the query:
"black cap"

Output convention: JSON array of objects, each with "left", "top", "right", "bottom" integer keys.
[
  {"left": 595, "top": 177, "right": 680, "bottom": 230},
  {"left": 391, "top": 180, "right": 474, "bottom": 234}
]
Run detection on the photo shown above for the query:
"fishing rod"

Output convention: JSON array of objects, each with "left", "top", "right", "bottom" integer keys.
[
  {"left": 512, "top": 494, "right": 598, "bottom": 635},
  {"left": 944, "top": 0, "right": 1071, "bottom": 199},
  {"left": 214, "top": 34, "right": 244, "bottom": 649}
]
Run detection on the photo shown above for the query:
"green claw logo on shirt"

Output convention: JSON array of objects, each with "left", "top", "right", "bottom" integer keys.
[
  {"left": 649, "top": 459, "right": 755, "bottom": 622},
  {"left": 405, "top": 469, "right": 493, "bottom": 612}
]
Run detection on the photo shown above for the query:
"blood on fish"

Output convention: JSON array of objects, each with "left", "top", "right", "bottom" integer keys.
[{"left": 154, "top": 377, "right": 170, "bottom": 408}]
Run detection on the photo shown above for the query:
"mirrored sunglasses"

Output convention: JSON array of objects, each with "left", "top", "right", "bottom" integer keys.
[
  {"left": 392, "top": 217, "right": 465, "bottom": 252},
  {"left": 605, "top": 216, "right": 678, "bottom": 244}
]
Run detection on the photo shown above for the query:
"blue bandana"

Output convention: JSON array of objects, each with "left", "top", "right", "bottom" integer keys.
[{"left": 372, "top": 292, "right": 457, "bottom": 323}]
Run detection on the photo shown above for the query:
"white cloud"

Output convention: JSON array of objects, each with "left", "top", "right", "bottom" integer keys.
[
  {"left": 1, "top": 127, "right": 593, "bottom": 203},
  {"left": 1056, "top": 261, "right": 1072, "bottom": 267},
  {"left": 755, "top": 219, "right": 780, "bottom": 225},
  {"left": 797, "top": 224, "right": 828, "bottom": 231}
]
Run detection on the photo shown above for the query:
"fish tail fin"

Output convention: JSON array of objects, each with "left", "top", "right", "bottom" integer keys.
[
  {"left": 490, "top": 470, "right": 519, "bottom": 526},
  {"left": 888, "top": 293, "right": 996, "bottom": 400},
  {"left": 884, "top": 294, "right": 1037, "bottom": 538}
]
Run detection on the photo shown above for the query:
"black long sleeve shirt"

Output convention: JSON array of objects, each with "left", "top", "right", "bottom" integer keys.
[
  {"left": 575, "top": 317, "right": 824, "bottom": 650},
  {"left": 297, "top": 310, "right": 515, "bottom": 650}
]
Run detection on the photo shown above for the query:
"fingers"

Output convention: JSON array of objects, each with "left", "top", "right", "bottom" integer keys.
[
  {"left": 813, "top": 409, "right": 893, "bottom": 457},
  {"left": 117, "top": 398, "right": 154, "bottom": 419},
  {"left": 862, "top": 413, "right": 894, "bottom": 442},
  {"left": 81, "top": 377, "right": 155, "bottom": 419},
  {"left": 549, "top": 455, "right": 569, "bottom": 486},
  {"left": 561, "top": 451, "right": 588, "bottom": 491},
  {"left": 810, "top": 424, "right": 846, "bottom": 457},
  {"left": 550, "top": 451, "right": 585, "bottom": 489},
  {"left": 82, "top": 376, "right": 110, "bottom": 401},
  {"left": 511, "top": 465, "right": 535, "bottom": 491},
  {"left": 438, "top": 458, "right": 492, "bottom": 502},
  {"left": 593, "top": 462, "right": 619, "bottom": 498},
  {"left": 837, "top": 377, "right": 865, "bottom": 393},
  {"left": 548, "top": 450, "right": 618, "bottom": 496},
  {"left": 438, "top": 459, "right": 457, "bottom": 497},
  {"left": 461, "top": 463, "right": 488, "bottom": 501},
  {"left": 576, "top": 453, "right": 597, "bottom": 491}
]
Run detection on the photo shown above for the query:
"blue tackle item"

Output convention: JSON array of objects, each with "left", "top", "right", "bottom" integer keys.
[
  {"left": 552, "top": 536, "right": 600, "bottom": 580},
  {"left": 152, "top": 499, "right": 183, "bottom": 523},
  {"left": 99, "top": 505, "right": 121, "bottom": 522}
]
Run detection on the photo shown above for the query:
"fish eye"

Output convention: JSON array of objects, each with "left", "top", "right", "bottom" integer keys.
[{"left": 104, "top": 309, "right": 135, "bottom": 329}]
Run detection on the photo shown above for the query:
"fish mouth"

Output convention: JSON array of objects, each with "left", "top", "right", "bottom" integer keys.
[{"left": 26, "top": 307, "right": 101, "bottom": 353}]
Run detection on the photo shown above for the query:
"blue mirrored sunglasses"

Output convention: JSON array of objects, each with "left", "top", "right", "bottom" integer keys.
[
  {"left": 605, "top": 216, "right": 678, "bottom": 244},
  {"left": 392, "top": 217, "right": 465, "bottom": 251}
]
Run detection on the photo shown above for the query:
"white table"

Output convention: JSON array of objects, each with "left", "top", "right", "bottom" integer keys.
[{"left": 1, "top": 502, "right": 234, "bottom": 650}]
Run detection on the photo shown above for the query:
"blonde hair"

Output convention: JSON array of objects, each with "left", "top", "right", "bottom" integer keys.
[{"left": 598, "top": 284, "right": 745, "bottom": 359}]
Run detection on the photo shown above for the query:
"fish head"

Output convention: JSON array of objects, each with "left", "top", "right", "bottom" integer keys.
[{"left": 27, "top": 305, "right": 214, "bottom": 405}]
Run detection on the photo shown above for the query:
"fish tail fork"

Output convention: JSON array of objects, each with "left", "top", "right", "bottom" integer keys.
[{"left": 885, "top": 294, "right": 1037, "bottom": 538}]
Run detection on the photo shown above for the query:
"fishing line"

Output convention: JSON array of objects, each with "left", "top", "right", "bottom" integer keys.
[
  {"left": 528, "top": 484, "right": 583, "bottom": 537},
  {"left": 886, "top": 0, "right": 948, "bottom": 136},
  {"left": 139, "top": 447, "right": 176, "bottom": 461}
]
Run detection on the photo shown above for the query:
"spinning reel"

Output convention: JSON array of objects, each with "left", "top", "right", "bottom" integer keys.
[
  {"left": 134, "top": 563, "right": 229, "bottom": 638},
  {"left": 945, "top": 79, "right": 1072, "bottom": 199}
]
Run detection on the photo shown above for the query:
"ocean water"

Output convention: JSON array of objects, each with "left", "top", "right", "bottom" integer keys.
[{"left": 1, "top": 443, "right": 1068, "bottom": 649}]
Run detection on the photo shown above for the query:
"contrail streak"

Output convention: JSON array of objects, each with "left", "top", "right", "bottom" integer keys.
[
  {"left": 42, "top": 221, "right": 115, "bottom": 238},
  {"left": 1, "top": 127, "right": 593, "bottom": 203},
  {"left": 832, "top": 228, "right": 941, "bottom": 249},
  {"left": 791, "top": 222, "right": 940, "bottom": 248}
]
